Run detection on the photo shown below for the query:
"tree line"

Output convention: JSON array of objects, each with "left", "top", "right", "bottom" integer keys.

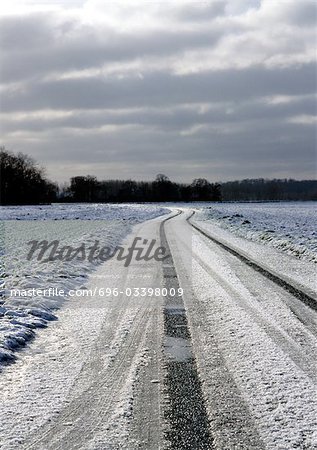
[
  {"left": 62, "top": 174, "right": 222, "bottom": 203},
  {"left": 222, "top": 178, "right": 317, "bottom": 201},
  {"left": 0, "top": 147, "right": 57, "bottom": 205},
  {"left": 0, "top": 148, "right": 316, "bottom": 205}
]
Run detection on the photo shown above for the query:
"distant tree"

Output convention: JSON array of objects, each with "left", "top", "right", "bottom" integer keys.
[
  {"left": 69, "top": 175, "right": 98, "bottom": 202},
  {"left": 0, "top": 147, "right": 57, "bottom": 205},
  {"left": 179, "top": 184, "right": 192, "bottom": 202},
  {"left": 117, "top": 180, "right": 137, "bottom": 202},
  {"left": 220, "top": 178, "right": 317, "bottom": 201},
  {"left": 191, "top": 178, "right": 213, "bottom": 201},
  {"left": 153, "top": 174, "right": 174, "bottom": 201},
  {"left": 211, "top": 183, "right": 222, "bottom": 202},
  {"left": 155, "top": 174, "right": 170, "bottom": 183}
]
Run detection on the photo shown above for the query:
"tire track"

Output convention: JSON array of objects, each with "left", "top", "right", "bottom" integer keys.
[
  {"left": 22, "top": 218, "right": 166, "bottom": 450},
  {"left": 191, "top": 245, "right": 317, "bottom": 383},
  {"left": 163, "top": 212, "right": 265, "bottom": 449},
  {"left": 175, "top": 215, "right": 317, "bottom": 383},
  {"left": 188, "top": 212, "right": 317, "bottom": 312},
  {"left": 160, "top": 212, "right": 213, "bottom": 450},
  {"left": 24, "top": 302, "right": 154, "bottom": 449}
]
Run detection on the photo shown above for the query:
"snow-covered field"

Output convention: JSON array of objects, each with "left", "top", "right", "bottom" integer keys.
[
  {"left": 0, "top": 204, "right": 169, "bottom": 367},
  {"left": 1, "top": 201, "right": 315, "bottom": 369},
  {"left": 0, "top": 203, "right": 316, "bottom": 449},
  {"left": 195, "top": 201, "right": 317, "bottom": 263}
]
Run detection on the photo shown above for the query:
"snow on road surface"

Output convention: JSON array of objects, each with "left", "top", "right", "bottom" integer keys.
[
  {"left": 0, "top": 203, "right": 316, "bottom": 449},
  {"left": 167, "top": 211, "right": 317, "bottom": 449},
  {"left": 0, "top": 212, "right": 169, "bottom": 450}
]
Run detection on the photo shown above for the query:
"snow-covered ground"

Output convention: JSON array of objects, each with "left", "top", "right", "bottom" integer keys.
[
  {"left": 167, "top": 210, "right": 317, "bottom": 449},
  {"left": 0, "top": 210, "right": 168, "bottom": 450},
  {"left": 195, "top": 202, "right": 317, "bottom": 263},
  {"left": 0, "top": 204, "right": 169, "bottom": 368},
  {"left": 0, "top": 203, "right": 316, "bottom": 449}
]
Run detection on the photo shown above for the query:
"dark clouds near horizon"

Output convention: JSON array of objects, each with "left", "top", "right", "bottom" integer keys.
[{"left": 1, "top": 0, "right": 316, "bottom": 183}]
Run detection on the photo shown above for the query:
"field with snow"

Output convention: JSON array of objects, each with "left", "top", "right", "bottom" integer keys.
[
  {"left": 195, "top": 201, "right": 317, "bottom": 263},
  {"left": 1, "top": 201, "right": 316, "bottom": 369},
  {"left": 0, "top": 202, "right": 316, "bottom": 450},
  {"left": 0, "top": 204, "right": 168, "bottom": 367}
]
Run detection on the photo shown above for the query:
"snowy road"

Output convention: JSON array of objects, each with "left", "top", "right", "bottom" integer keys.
[{"left": 0, "top": 210, "right": 316, "bottom": 449}]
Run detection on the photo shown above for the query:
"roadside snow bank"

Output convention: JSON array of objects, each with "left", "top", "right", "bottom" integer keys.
[
  {"left": 0, "top": 204, "right": 168, "bottom": 368},
  {"left": 196, "top": 202, "right": 317, "bottom": 263},
  {"left": 192, "top": 217, "right": 316, "bottom": 296}
]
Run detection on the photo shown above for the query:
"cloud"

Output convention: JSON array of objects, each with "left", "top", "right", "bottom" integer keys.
[
  {"left": 2, "top": 63, "right": 315, "bottom": 112},
  {"left": 0, "top": 0, "right": 316, "bottom": 182},
  {"left": 2, "top": 94, "right": 315, "bottom": 135},
  {"left": 171, "top": 1, "right": 227, "bottom": 22}
]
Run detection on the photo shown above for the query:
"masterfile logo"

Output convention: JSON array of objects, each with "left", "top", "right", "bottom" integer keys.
[{"left": 26, "top": 237, "right": 170, "bottom": 267}]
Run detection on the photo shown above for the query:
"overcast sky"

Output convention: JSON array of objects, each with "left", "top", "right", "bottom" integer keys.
[{"left": 1, "top": 0, "right": 316, "bottom": 183}]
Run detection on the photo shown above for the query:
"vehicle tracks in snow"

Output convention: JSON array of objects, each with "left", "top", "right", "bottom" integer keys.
[
  {"left": 3, "top": 209, "right": 316, "bottom": 450},
  {"left": 165, "top": 210, "right": 317, "bottom": 449},
  {"left": 22, "top": 217, "right": 166, "bottom": 450},
  {"left": 160, "top": 212, "right": 213, "bottom": 450},
  {"left": 185, "top": 212, "right": 317, "bottom": 383},
  {"left": 188, "top": 212, "right": 317, "bottom": 312}
]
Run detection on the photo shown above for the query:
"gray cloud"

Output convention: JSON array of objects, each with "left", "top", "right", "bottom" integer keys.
[
  {"left": 282, "top": 1, "right": 317, "bottom": 26},
  {"left": 171, "top": 1, "right": 227, "bottom": 22},
  {"left": 0, "top": 14, "right": 227, "bottom": 83},
  {"left": 0, "top": 0, "right": 316, "bottom": 182},
  {"left": 2, "top": 63, "right": 315, "bottom": 112},
  {"left": 5, "top": 118, "right": 314, "bottom": 182},
  {"left": 1, "top": 94, "right": 315, "bottom": 133}
]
